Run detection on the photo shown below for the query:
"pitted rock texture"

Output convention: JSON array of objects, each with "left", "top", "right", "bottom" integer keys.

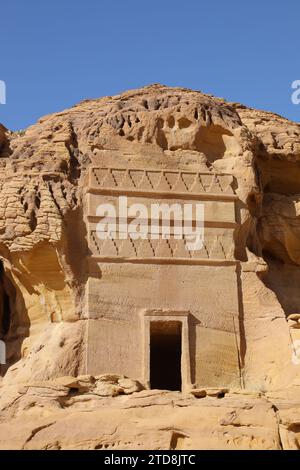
[
  {"left": 0, "top": 385, "right": 298, "bottom": 450},
  {"left": 0, "top": 84, "right": 299, "bottom": 449}
]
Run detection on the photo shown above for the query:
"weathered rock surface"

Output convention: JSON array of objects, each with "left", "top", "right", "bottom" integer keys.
[
  {"left": 0, "top": 84, "right": 299, "bottom": 449},
  {"left": 0, "top": 383, "right": 297, "bottom": 450}
]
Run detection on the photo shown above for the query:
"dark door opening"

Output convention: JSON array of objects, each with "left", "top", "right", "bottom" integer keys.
[{"left": 150, "top": 321, "right": 182, "bottom": 391}]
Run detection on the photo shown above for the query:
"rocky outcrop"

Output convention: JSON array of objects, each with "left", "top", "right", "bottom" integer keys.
[
  {"left": 0, "top": 383, "right": 298, "bottom": 450},
  {"left": 0, "top": 84, "right": 299, "bottom": 449}
]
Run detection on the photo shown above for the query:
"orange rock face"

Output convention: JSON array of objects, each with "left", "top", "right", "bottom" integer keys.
[{"left": 0, "top": 84, "right": 299, "bottom": 449}]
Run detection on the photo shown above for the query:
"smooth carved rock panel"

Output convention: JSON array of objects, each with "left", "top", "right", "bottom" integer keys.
[{"left": 86, "top": 193, "right": 236, "bottom": 225}]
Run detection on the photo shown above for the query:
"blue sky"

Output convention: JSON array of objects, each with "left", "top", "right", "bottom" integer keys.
[{"left": 1, "top": 0, "right": 299, "bottom": 130}]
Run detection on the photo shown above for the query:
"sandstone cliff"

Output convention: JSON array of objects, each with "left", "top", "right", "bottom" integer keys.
[{"left": 0, "top": 85, "right": 299, "bottom": 449}]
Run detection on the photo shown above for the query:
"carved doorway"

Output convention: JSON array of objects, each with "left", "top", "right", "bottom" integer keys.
[{"left": 150, "top": 320, "right": 182, "bottom": 391}]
